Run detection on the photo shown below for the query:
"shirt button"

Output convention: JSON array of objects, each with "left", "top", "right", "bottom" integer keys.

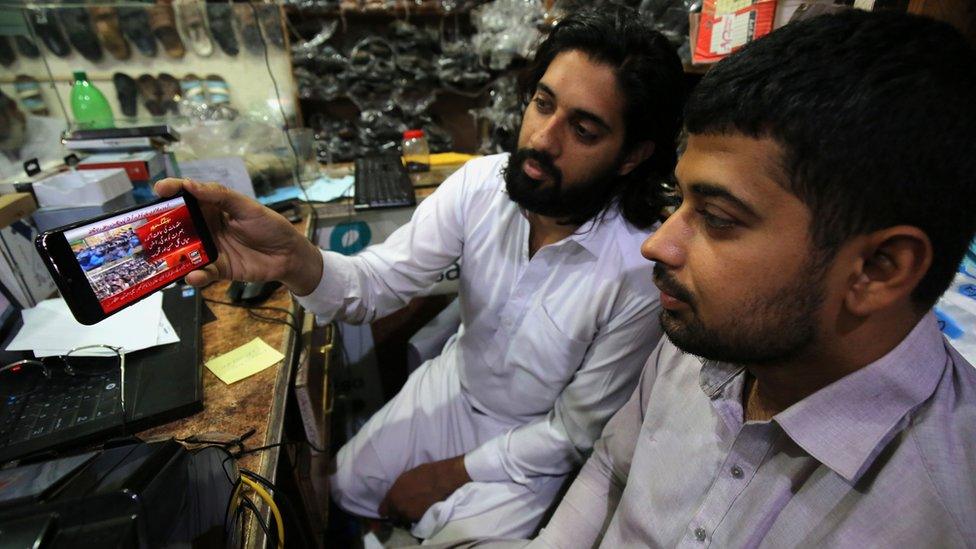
[
  {"left": 731, "top": 465, "right": 744, "bottom": 478},
  {"left": 694, "top": 527, "right": 707, "bottom": 542}
]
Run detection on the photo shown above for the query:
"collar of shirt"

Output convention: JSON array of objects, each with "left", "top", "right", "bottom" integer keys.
[
  {"left": 512, "top": 202, "right": 618, "bottom": 259},
  {"left": 697, "top": 313, "right": 948, "bottom": 484}
]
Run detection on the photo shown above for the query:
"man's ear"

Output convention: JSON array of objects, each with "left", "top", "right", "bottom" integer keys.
[
  {"left": 844, "top": 226, "right": 932, "bottom": 316},
  {"left": 617, "top": 140, "right": 655, "bottom": 177}
]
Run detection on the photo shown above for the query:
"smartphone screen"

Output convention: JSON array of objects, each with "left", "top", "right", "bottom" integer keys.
[{"left": 61, "top": 195, "right": 212, "bottom": 315}]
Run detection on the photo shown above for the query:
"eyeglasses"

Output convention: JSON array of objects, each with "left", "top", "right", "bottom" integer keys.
[{"left": 0, "top": 345, "right": 126, "bottom": 418}]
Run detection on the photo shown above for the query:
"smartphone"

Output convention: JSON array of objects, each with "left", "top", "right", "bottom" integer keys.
[{"left": 35, "top": 192, "right": 218, "bottom": 325}]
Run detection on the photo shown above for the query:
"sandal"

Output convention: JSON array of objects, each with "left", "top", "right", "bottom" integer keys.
[
  {"left": 0, "top": 37, "right": 13, "bottom": 67},
  {"left": 206, "top": 2, "right": 239, "bottom": 56},
  {"left": 14, "top": 36, "right": 40, "bottom": 59},
  {"left": 234, "top": 3, "right": 264, "bottom": 55},
  {"left": 117, "top": 5, "right": 158, "bottom": 57},
  {"left": 204, "top": 74, "right": 231, "bottom": 106},
  {"left": 89, "top": 6, "right": 131, "bottom": 60},
  {"left": 60, "top": 2, "right": 104, "bottom": 62},
  {"left": 29, "top": 9, "right": 71, "bottom": 58},
  {"left": 256, "top": 4, "right": 285, "bottom": 50},
  {"left": 180, "top": 73, "right": 207, "bottom": 105},
  {"left": 113, "top": 73, "right": 138, "bottom": 118},
  {"left": 14, "top": 75, "right": 48, "bottom": 116},
  {"left": 136, "top": 74, "right": 167, "bottom": 117},
  {"left": 148, "top": 0, "right": 186, "bottom": 59},
  {"left": 157, "top": 72, "right": 182, "bottom": 114},
  {"left": 175, "top": 0, "right": 214, "bottom": 57}
]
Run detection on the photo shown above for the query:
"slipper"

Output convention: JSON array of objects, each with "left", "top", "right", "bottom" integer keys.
[
  {"left": 89, "top": 6, "right": 131, "bottom": 60},
  {"left": 175, "top": 0, "right": 214, "bottom": 57},
  {"left": 60, "top": 2, "right": 104, "bottom": 62},
  {"left": 29, "top": 9, "right": 71, "bottom": 58},
  {"left": 14, "top": 36, "right": 40, "bottom": 59},
  {"left": 148, "top": 0, "right": 186, "bottom": 59},
  {"left": 157, "top": 72, "right": 182, "bottom": 114},
  {"left": 234, "top": 3, "right": 264, "bottom": 55},
  {"left": 136, "top": 73, "right": 167, "bottom": 117},
  {"left": 0, "top": 37, "right": 13, "bottom": 67},
  {"left": 117, "top": 5, "right": 158, "bottom": 57},
  {"left": 206, "top": 2, "right": 239, "bottom": 56},
  {"left": 204, "top": 74, "right": 231, "bottom": 106},
  {"left": 256, "top": 4, "right": 285, "bottom": 50},
  {"left": 180, "top": 73, "right": 207, "bottom": 104},
  {"left": 14, "top": 75, "right": 48, "bottom": 116},
  {"left": 113, "top": 73, "right": 138, "bottom": 118}
]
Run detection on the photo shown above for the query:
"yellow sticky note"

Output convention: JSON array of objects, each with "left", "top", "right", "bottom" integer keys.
[
  {"left": 206, "top": 337, "right": 285, "bottom": 385},
  {"left": 429, "top": 152, "right": 479, "bottom": 166}
]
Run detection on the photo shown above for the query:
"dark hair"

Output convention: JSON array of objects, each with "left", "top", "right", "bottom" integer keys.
[
  {"left": 686, "top": 10, "right": 976, "bottom": 306},
  {"left": 518, "top": 6, "right": 686, "bottom": 229}
]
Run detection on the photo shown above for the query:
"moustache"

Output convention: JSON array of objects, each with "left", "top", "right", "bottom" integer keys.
[{"left": 653, "top": 264, "right": 694, "bottom": 305}]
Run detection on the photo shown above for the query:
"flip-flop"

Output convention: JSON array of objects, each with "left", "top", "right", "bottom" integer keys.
[
  {"left": 148, "top": 0, "right": 186, "bottom": 59},
  {"left": 14, "top": 75, "right": 48, "bottom": 116},
  {"left": 256, "top": 4, "right": 285, "bottom": 50},
  {"left": 29, "top": 9, "right": 71, "bottom": 58},
  {"left": 204, "top": 74, "right": 231, "bottom": 106},
  {"left": 60, "top": 2, "right": 104, "bottom": 62},
  {"left": 117, "top": 5, "right": 158, "bottom": 57},
  {"left": 180, "top": 73, "right": 207, "bottom": 104},
  {"left": 0, "top": 37, "right": 14, "bottom": 67},
  {"left": 14, "top": 36, "right": 40, "bottom": 59},
  {"left": 234, "top": 3, "right": 264, "bottom": 55},
  {"left": 136, "top": 73, "right": 166, "bottom": 117},
  {"left": 157, "top": 72, "right": 182, "bottom": 114},
  {"left": 113, "top": 73, "right": 138, "bottom": 118},
  {"left": 206, "top": 2, "right": 238, "bottom": 56},
  {"left": 89, "top": 6, "right": 131, "bottom": 60},
  {"left": 175, "top": 0, "right": 214, "bottom": 57}
]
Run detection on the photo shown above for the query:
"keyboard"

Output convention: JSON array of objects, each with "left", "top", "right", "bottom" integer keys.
[
  {"left": 0, "top": 371, "right": 122, "bottom": 449},
  {"left": 354, "top": 155, "right": 417, "bottom": 210}
]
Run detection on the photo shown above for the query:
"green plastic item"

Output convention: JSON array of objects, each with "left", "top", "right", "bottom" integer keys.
[{"left": 70, "top": 71, "right": 114, "bottom": 129}]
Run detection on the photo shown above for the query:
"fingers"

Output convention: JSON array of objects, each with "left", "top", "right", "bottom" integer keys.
[
  {"left": 154, "top": 178, "right": 265, "bottom": 220},
  {"left": 184, "top": 265, "right": 220, "bottom": 286}
]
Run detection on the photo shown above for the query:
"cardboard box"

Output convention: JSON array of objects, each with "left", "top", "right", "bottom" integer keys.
[
  {"left": 0, "top": 192, "right": 56, "bottom": 308},
  {"left": 78, "top": 151, "right": 166, "bottom": 183},
  {"left": 32, "top": 168, "right": 133, "bottom": 208}
]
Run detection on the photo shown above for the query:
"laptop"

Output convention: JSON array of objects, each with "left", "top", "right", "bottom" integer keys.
[{"left": 0, "top": 284, "right": 204, "bottom": 464}]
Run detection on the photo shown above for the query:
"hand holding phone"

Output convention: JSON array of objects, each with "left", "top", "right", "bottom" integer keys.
[
  {"left": 35, "top": 192, "right": 218, "bottom": 325},
  {"left": 153, "top": 178, "right": 323, "bottom": 295}
]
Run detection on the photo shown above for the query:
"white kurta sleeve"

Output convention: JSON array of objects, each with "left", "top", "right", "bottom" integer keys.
[
  {"left": 464, "top": 293, "right": 661, "bottom": 483},
  {"left": 293, "top": 162, "right": 474, "bottom": 323},
  {"left": 530, "top": 350, "right": 656, "bottom": 549}
]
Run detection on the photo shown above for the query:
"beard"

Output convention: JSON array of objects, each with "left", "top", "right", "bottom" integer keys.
[
  {"left": 503, "top": 147, "right": 622, "bottom": 223},
  {"left": 653, "top": 258, "right": 828, "bottom": 365}
]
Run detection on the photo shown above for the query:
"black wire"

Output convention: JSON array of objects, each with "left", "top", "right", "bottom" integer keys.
[
  {"left": 203, "top": 297, "right": 300, "bottom": 334},
  {"left": 239, "top": 493, "right": 278, "bottom": 546},
  {"left": 240, "top": 468, "right": 313, "bottom": 549}
]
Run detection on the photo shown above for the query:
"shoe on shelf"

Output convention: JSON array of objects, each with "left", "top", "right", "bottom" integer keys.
[
  {"left": 180, "top": 74, "right": 207, "bottom": 105},
  {"left": 175, "top": 0, "right": 214, "bottom": 57},
  {"left": 60, "top": 2, "right": 104, "bottom": 62},
  {"left": 117, "top": 5, "right": 158, "bottom": 57},
  {"left": 15, "top": 75, "right": 49, "bottom": 117},
  {"left": 89, "top": 6, "right": 131, "bottom": 60},
  {"left": 0, "top": 37, "right": 14, "bottom": 67},
  {"left": 234, "top": 3, "right": 264, "bottom": 55},
  {"left": 113, "top": 73, "right": 139, "bottom": 118},
  {"left": 29, "top": 9, "right": 71, "bottom": 58},
  {"left": 148, "top": 0, "right": 186, "bottom": 59},
  {"left": 14, "top": 35, "right": 40, "bottom": 59},
  {"left": 206, "top": 2, "right": 239, "bottom": 56},
  {"left": 136, "top": 74, "right": 167, "bottom": 117},
  {"left": 256, "top": 4, "right": 285, "bottom": 50},
  {"left": 204, "top": 74, "right": 231, "bottom": 106},
  {"left": 157, "top": 73, "right": 182, "bottom": 114}
]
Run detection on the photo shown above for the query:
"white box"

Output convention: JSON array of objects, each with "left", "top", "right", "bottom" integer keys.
[{"left": 32, "top": 168, "right": 133, "bottom": 208}]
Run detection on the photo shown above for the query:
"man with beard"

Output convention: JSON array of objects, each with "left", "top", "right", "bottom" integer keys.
[
  {"left": 518, "top": 10, "right": 976, "bottom": 548},
  {"left": 153, "top": 7, "right": 685, "bottom": 542}
]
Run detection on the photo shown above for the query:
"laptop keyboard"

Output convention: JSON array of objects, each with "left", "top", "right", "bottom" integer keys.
[
  {"left": 0, "top": 372, "right": 122, "bottom": 448},
  {"left": 354, "top": 155, "right": 417, "bottom": 210}
]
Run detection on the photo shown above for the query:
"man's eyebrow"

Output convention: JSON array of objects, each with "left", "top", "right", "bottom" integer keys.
[
  {"left": 688, "top": 182, "right": 760, "bottom": 219},
  {"left": 536, "top": 82, "right": 612, "bottom": 133}
]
